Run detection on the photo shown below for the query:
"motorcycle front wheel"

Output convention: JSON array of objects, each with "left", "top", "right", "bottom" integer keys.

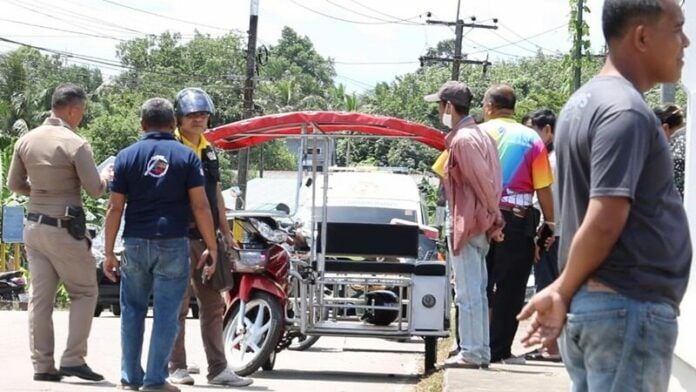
[{"left": 223, "top": 291, "right": 283, "bottom": 376}]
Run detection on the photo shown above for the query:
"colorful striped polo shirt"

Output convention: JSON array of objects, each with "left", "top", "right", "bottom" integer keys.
[{"left": 479, "top": 117, "right": 553, "bottom": 205}]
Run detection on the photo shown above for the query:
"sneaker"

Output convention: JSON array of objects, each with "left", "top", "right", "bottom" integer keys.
[
  {"left": 141, "top": 382, "right": 180, "bottom": 392},
  {"left": 498, "top": 355, "right": 526, "bottom": 365},
  {"left": 187, "top": 364, "right": 200, "bottom": 374},
  {"left": 116, "top": 383, "right": 141, "bottom": 390},
  {"left": 443, "top": 355, "right": 484, "bottom": 369},
  {"left": 168, "top": 368, "right": 194, "bottom": 386},
  {"left": 208, "top": 368, "right": 253, "bottom": 387},
  {"left": 448, "top": 344, "right": 459, "bottom": 358}
]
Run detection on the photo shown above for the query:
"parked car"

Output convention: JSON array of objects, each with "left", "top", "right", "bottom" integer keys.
[{"left": 91, "top": 223, "right": 198, "bottom": 318}]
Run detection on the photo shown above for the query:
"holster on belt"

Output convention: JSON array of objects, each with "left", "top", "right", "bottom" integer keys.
[{"left": 64, "top": 205, "right": 91, "bottom": 247}]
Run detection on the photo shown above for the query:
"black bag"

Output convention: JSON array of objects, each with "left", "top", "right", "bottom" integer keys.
[
  {"left": 209, "top": 232, "right": 236, "bottom": 292},
  {"left": 65, "top": 205, "right": 87, "bottom": 241}
]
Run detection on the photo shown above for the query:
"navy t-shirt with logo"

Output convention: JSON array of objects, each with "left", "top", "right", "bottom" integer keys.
[{"left": 111, "top": 131, "right": 205, "bottom": 239}]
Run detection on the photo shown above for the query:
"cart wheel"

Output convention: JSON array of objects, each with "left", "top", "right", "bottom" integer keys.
[
  {"left": 111, "top": 304, "right": 121, "bottom": 316},
  {"left": 94, "top": 304, "right": 103, "bottom": 317},
  {"left": 289, "top": 334, "right": 320, "bottom": 351},
  {"left": 424, "top": 336, "right": 438, "bottom": 374},
  {"left": 261, "top": 350, "right": 276, "bottom": 371}
]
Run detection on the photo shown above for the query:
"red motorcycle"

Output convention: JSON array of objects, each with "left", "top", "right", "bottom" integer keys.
[{"left": 222, "top": 215, "right": 301, "bottom": 376}]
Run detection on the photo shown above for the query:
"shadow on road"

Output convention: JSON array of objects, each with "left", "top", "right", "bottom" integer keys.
[
  {"left": 252, "top": 369, "right": 421, "bottom": 385},
  {"left": 342, "top": 347, "right": 424, "bottom": 355}
]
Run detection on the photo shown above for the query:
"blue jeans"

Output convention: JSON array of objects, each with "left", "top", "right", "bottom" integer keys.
[
  {"left": 450, "top": 233, "right": 490, "bottom": 365},
  {"left": 560, "top": 285, "right": 678, "bottom": 392},
  {"left": 119, "top": 237, "right": 190, "bottom": 388}
]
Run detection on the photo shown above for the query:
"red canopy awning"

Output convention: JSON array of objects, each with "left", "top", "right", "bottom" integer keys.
[{"left": 205, "top": 111, "right": 446, "bottom": 151}]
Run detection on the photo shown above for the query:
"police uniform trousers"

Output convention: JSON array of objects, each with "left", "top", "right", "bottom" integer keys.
[{"left": 24, "top": 221, "right": 98, "bottom": 373}]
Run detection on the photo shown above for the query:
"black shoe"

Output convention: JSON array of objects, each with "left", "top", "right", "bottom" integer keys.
[
  {"left": 59, "top": 364, "right": 104, "bottom": 381},
  {"left": 34, "top": 372, "right": 63, "bottom": 382}
]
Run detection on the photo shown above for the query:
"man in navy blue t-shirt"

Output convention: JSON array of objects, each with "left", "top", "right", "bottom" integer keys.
[{"left": 102, "top": 98, "right": 218, "bottom": 392}]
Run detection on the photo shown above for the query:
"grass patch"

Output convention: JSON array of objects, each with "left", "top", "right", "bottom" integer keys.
[{"left": 414, "top": 334, "right": 454, "bottom": 392}]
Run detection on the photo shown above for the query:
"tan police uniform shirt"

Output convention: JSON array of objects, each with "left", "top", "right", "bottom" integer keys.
[{"left": 7, "top": 117, "right": 106, "bottom": 217}]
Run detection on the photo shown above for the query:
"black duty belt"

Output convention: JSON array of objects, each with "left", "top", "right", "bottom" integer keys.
[{"left": 27, "top": 213, "right": 71, "bottom": 228}]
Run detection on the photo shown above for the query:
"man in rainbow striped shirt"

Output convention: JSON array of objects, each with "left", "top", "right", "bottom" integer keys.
[{"left": 479, "top": 85, "right": 555, "bottom": 364}]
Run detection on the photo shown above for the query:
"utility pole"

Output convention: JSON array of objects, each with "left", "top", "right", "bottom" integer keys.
[
  {"left": 424, "top": 2, "right": 497, "bottom": 80},
  {"left": 451, "top": 0, "right": 464, "bottom": 80},
  {"left": 662, "top": 83, "right": 677, "bottom": 103},
  {"left": 573, "top": 0, "right": 584, "bottom": 91},
  {"left": 236, "top": 0, "right": 259, "bottom": 209}
]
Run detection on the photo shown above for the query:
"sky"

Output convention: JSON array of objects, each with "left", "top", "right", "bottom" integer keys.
[{"left": 0, "top": 0, "right": 608, "bottom": 93}]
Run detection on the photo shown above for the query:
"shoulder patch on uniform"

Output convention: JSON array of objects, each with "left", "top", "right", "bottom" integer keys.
[{"left": 144, "top": 155, "right": 169, "bottom": 178}]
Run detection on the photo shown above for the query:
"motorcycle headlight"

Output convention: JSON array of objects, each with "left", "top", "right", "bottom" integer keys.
[{"left": 250, "top": 218, "right": 288, "bottom": 243}]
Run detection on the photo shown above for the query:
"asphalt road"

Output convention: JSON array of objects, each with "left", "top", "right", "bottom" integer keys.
[{"left": 0, "top": 310, "right": 425, "bottom": 392}]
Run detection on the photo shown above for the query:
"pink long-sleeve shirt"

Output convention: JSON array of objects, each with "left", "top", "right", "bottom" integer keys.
[{"left": 444, "top": 117, "right": 503, "bottom": 255}]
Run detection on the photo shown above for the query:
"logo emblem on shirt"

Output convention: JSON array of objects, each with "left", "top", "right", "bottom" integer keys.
[
  {"left": 206, "top": 150, "right": 217, "bottom": 161},
  {"left": 145, "top": 155, "right": 169, "bottom": 178}
]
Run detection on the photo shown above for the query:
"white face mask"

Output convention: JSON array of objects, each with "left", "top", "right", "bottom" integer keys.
[{"left": 441, "top": 104, "right": 453, "bottom": 128}]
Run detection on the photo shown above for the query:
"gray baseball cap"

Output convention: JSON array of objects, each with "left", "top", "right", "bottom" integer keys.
[{"left": 424, "top": 81, "right": 473, "bottom": 107}]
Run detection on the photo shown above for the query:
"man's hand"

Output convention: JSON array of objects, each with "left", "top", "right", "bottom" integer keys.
[
  {"left": 197, "top": 248, "right": 218, "bottom": 283},
  {"left": 489, "top": 228, "right": 505, "bottom": 242},
  {"left": 517, "top": 284, "right": 568, "bottom": 349},
  {"left": 103, "top": 254, "right": 120, "bottom": 282},
  {"left": 100, "top": 164, "right": 114, "bottom": 183},
  {"left": 223, "top": 231, "right": 240, "bottom": 249},
  {"left": 544, "top": 236, "right": 556, "bottom": 250}
]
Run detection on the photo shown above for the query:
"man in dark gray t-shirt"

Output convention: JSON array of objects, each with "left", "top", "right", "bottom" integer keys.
[
  {"left": 555, "top": 75, "right": 691, "bottom": 309},
  {"left": 518, "top": 1, "right": 691, "bottom": 391}
]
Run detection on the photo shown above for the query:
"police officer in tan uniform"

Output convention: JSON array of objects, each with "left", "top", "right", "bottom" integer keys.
[{"left": 8, "top": 83, "right": 110, "bottom": 382}]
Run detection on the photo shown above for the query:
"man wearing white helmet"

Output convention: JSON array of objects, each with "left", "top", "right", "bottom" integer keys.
[{"left": 168, "top": 88, "right": 252, "bottom": 388}]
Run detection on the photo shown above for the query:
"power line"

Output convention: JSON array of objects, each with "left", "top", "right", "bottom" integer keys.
[
  {"left": 287, "top": 0, "right": 425, "bottom": 25},
  {"left": 26, "top": 0, "right": 150, "bottom": 35},
  {"left": 347, "top": 0, "right": 421, "bottom": 22},
  {"left": 335, "top": 74, "right": 373, "bottom": 90},
  {"left": 466, "top": 23, "right": 566, "bottom": 57},
  {"left": 323, "top": 0, "right": 423, "bottom": 25},
  {"left": 0, "top": 36, "right": 250, "bottom": 82},
  {"left": 5, "top": 0, "right": 129, "bottom": 38},
  {"left": 492, "top": 31, "right": 542, "bottom": 55},
  {"left": 498, "top": 23, "right": 558, "bottom": 54},
  {"left": 333, "top": 60, "right": 418, "bottom": 65},
  {"left": 0, "top": 19, "right": 126, "bottom": 41},
  {"left": 98, "top": 0, "right": 244, "bottom": 34}
]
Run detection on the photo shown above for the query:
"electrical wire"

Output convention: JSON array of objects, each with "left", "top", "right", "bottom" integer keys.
[
  {"left": 498, "top": 23, "right": 558, "bottom": 53},
  {"left": 323, "top": 0, "right": 424, "bottom": 25},
  {"left": 287, "top": 0, "right": 425, "bottom": 25},
  {"left": 24, "top": 0, "right": 150, "bottom": 35},
  {"left": 492, "top": 31, "right": 543, "bottom": 55},
  {"left": 465, "top": 23, "right": 567, "bottom": 57},
  {"left": 335, "top": 74, "right": 373, "bottom": 90},
  {"left": 98, "top": 0, "right": 243, "bottom": 34},
  {"left": 5, "top": 0, "right": 128, "bottom": 38},
  {"left": 347, "top": 0, "right": 434, "bottom": 27},
  {"left": 0, "top": 19, "right": 126, "bottom": 41},
  {"left": 0, "top": 36, "right": 250, "bottom": 82},
  {"left": 333, "top": 60, "right": 418, "bottom": 65}
]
